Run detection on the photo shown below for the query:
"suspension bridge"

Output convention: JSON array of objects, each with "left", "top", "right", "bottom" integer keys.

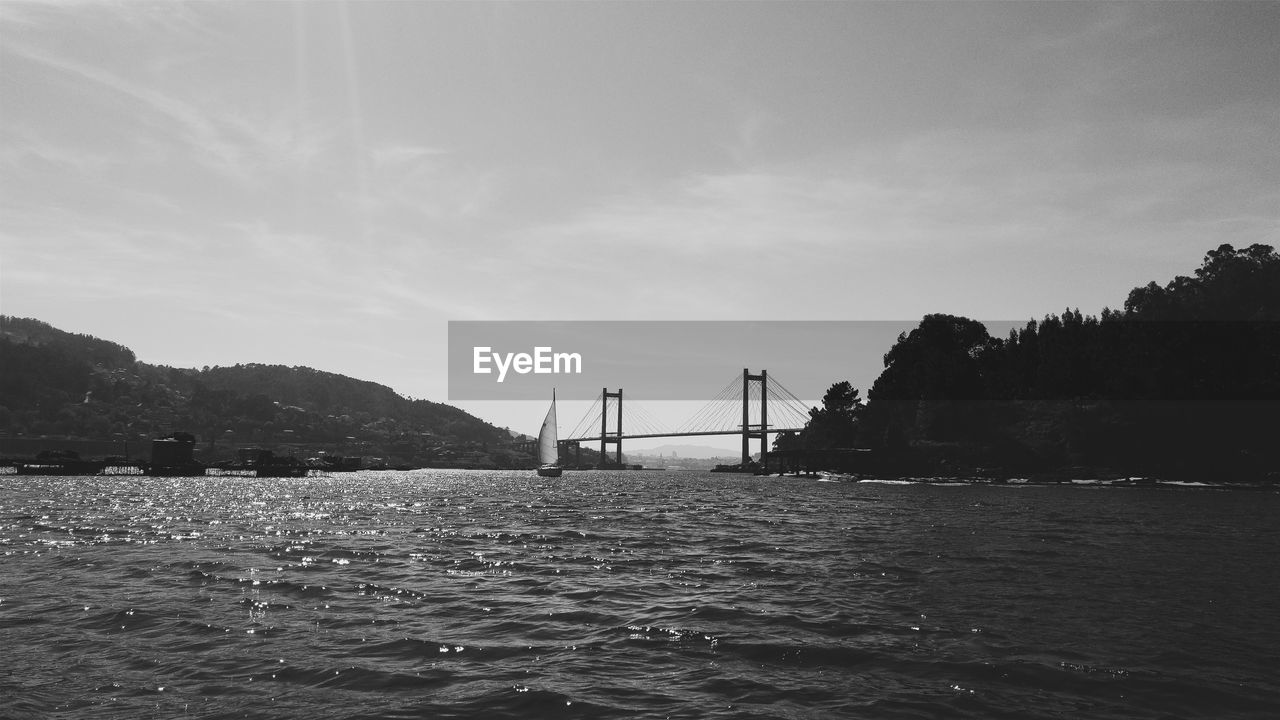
[{"left": 548, "top": 369, "right": 813, "bottom": 470}]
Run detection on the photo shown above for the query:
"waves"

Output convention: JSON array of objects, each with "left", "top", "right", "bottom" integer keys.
[{"left": 1, "top": 472, "right": 1279, "bottom": 718}]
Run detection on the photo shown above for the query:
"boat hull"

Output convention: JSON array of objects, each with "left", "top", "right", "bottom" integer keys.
[{"left": 536, "top": 465, "right": 563, "bottom": 478}]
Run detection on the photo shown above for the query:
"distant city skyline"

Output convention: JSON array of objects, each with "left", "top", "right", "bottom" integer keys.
[{"left": 2, "top": 1, "right": 1277, "bottom": 445}]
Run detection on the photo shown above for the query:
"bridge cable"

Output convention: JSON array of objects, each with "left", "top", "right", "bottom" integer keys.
[
  {"left": 623, "top": 400, "right": 671, "bottom": 436},
  {"left": 673, "top": 379, "right": 735, "bottom": 434},
  {"left": 675, "top": 373, "right": 745, "bottom": 434},
  {"left": 761, "top": 381, "right": 814, "bottom": 429},
  {"left": 566, "top": 391, "right": 604, "bottom": 440},
  {"left": 766, "top": 376, "right": 822, "bottom": 429}
]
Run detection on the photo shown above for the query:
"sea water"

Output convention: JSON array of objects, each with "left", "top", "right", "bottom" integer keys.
[{"left": 2, "top": 471, "right": 1278, "bottom": 719}]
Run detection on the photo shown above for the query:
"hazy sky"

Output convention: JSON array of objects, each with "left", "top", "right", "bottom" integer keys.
[{"left": 2, "top": 1, "right": 1277, "bottom": 442}]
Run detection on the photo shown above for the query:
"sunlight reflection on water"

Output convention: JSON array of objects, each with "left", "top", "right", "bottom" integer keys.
[{"left": 1, "top": 470, "right": 1278, "bottom": 719}]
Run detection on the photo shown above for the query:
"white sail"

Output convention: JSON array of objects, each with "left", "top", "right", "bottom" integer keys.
[{"left": 538, "top": 392, "right": 558, "bottom": 466}]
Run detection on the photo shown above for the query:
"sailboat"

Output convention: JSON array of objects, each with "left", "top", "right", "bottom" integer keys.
[{"left": 536, "top": 390, "right": 563, "bottom": 477}]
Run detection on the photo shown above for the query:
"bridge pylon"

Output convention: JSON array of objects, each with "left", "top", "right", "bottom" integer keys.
[
  {"left": 558, "top": 439, "right": 581, "bottom": 469},
  {"left": 600, "top": 388, "right": 623, "bottom": 469},
  {"left": 742, "top": 369, "right": 768, "bottom": 468}
]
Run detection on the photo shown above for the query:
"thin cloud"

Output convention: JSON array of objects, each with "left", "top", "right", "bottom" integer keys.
[
  {"left": 2, "top": 40, "right": 330, "bottom": 186},
  {"left": 491, "top": 102, "right": 1276, "bottom": 320},
  {"left": 351, "top": 145, "right": 502, "bottom": 223},
  {"left": 372, "top": 144, "right": 451, "bottom": 169},
  {"left": 0, "top": 126, "right": 115, "bottom": 176}
]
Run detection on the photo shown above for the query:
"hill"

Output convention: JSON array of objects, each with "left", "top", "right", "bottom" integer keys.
[
  {"left": 0, "top": 316, "right": 521, "bottom": 468},
  {"left": 850, "top": 244, "right": 1280, "bottom": 480}
]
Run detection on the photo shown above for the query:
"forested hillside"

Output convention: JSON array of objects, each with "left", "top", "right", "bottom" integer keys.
[
  {"left": 0, "top": 317, "right": 518, "bottom": 468},
  {"left": 852, "top": 244, "right": 1280, "bottom": 479}
]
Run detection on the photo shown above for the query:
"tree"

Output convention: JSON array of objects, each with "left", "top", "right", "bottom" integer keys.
[
  {"left": 1124, "top": 243, "right": 1280, "bottom": 321},
  {"left": 870, "top": 314, "right": 993, "bottom": 403},
  {"left": 800, "top": 381, "right": 862, "bottom": 449},
  {"left": 862, "top": 314, "right": 994, "bottom": 447}
]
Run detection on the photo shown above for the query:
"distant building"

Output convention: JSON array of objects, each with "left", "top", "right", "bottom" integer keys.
[
  {"left": 238, "top": 448, "right": 275, "bottom": 466},
  {"left": 151, "top": 433, "right": 196, "bottom": 467}
]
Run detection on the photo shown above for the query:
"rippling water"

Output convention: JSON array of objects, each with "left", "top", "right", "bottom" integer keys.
[{"left": 2, "top": 471, "right": 1279, "bottom": 719}]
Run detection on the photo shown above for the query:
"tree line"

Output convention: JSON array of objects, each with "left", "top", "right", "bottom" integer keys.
[{"left": 791, "top": 244, "right": 1280, "bottom": 479}]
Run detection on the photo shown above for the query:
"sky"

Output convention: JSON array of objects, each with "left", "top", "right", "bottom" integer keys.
[{"left": 1, "top": 1, "right": 1277, "bottom": 448}]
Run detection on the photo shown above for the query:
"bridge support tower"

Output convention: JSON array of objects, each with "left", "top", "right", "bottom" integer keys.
[
  {"left": 741, "top": 369, "right": 768, "bottom": 468},
  {"left": 558, "top": 440, "right": 582, "bottom": 469},
  {"left": 601, "top": 388, "right": 623, "bottom": 469}
]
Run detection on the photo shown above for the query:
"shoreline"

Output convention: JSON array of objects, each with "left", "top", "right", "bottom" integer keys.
[{"left": 812, "top": 471, "right": 1279, "bottom": 489}]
